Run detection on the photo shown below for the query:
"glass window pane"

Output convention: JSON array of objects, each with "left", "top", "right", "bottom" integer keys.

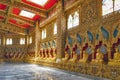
[
  {"left": 42, "top": 29, "right": 46, "bottom": 39},
  {"left": 115, "top": 0, "right": 120, "bottom": 11},
  {"left": 54, "top": 23, "right": 57, "bottom": 34},
  {"left": 102, "top": 0, "right": 113, "bottom": 15},
  {"left": 73, "top": 11, "right": 79, "bottom": 27},
  {"left": 68, "top": 15, "right": 73, "bottom": 29},
  {"left": 30, "top": 37, "right": 32, "bottom": 44}
]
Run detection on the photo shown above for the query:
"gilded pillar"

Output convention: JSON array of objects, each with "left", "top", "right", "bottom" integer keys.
[
  {"left": 56, "top": 1, "right": 67, "bottom": 60},
  {"left": 35, "top": 20, "right": 41, "bottom": 58},
  {"left": 0, "top": 33, "right": 5, "bottom": 61}
]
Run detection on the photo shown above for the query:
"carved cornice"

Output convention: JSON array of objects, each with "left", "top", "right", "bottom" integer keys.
[
  {"left": 64, "top": 0, "right": 83, "bottom": 11},
  {"left": 102, "top": 12, "right": 120, "bottom": 24},
  {"left": 40, "top": 14, "right": 57, "bottom": 27}
]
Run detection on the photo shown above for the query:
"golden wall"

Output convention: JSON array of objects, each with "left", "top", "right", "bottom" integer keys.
[{"left": 32, "top": 0, "right": 120, "bottom": 79}]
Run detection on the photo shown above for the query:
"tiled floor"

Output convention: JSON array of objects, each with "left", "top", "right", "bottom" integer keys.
[
  {"left": 0, "top": 63, "right": 92, "bottom": 80},
  {"left": 0, "top": 63, "right": 108, "bottom": 80}
]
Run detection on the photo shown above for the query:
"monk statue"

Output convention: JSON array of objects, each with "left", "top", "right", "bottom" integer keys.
[
  {"left": 51, "top": 53, "right": 57, "bottom": 61},
  {"left": 68, "top": 51, "right": 78, "bottom": 63},
  {"left": 114, "top": 48, "right": 120, "bottom": 61},
  {"left": 79, "top": 50, "right": 89, "bottom": 63},
  {"left": 46, "top": 51, "right": 52, "bottom": 62},
  {"left": 61, "top": 51, "right": 70, "bottom": 62},
  {"left": 109, "top": 47, "right": 120, "bottom": 65},
  {"left": 44, "top": 50, "right": 48, "bottom": 59},
  {"left": 94, "top": 49, "right": 103, "bottom": 63}
]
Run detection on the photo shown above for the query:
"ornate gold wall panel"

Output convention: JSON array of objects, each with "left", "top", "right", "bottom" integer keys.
[{"left": 33, "top": 0, "right": 120, "bottom": 80}]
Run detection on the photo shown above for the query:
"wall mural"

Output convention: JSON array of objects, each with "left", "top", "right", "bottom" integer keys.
[
  {"left": 101, "top": 26, "right": 109, "bottom": 40},
  {"left": 113, "top": 26, "right": 119, "bottom": 38},
  {"left": 96, "top": 34, "right": 99, "bottom": 40},
  {"left": 68, "top": 36, "right": 73, "bottom": 46},
  {"left": 48, "top": 42, "right": 51, "bottom": 48},
  {"left": 76, "top": 33, "right": 82, "bottom": 44},
  {"left": 87, "top": 31, "right": 93, "bottom": 42},
  {"left": 65, "top": 24, "right": 120, "bottom": 64},
  {"left": 86, "top": 46, "right": 92, "bottom": 54},
  {"left": 52, "top": 40, "right": 56, "bottom": 47},
  {"left": 75, "top": 47, "right": 80, "bottom": 54},
  {"left": 100, "top": 44, "right": 107, "bottom": 54}
]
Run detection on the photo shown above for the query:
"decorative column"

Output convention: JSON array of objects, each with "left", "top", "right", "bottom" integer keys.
[
  {"left": 56, "top": 0, "right": 67, "bottom": 61},
  {"left": 35, "top": 20, "right": 41, "bottom": 58},
  {"left": 0, "top": 33, "right": 5, "bottom": 62}
]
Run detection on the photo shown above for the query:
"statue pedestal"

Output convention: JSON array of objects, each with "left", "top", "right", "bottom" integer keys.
[{"left": 0, "top": 58, "right": 3, "bottom": 62}]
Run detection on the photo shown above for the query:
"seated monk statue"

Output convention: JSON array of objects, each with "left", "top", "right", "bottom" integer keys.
[
  {"left": 51, "top": 53, "right": 57, "bottom": 61},
  {"left": 46, "top": 51, "right": 52, "bottom": 61},
  {"left": 94, "top": 49, "right": 103, "bottom": 63},
  {"left": 68, "top": 51, "right": 78, "bottom": 63},
  {"left": 79, "top": 50, "right": 89, "bottom": 63},
  {"left": 39, "top": 51, "right": 44, "bottom": 60},
  {"left": 114, "top": 47, "right": 120, "bottom": 62},
  {"left": 44, "top": 51, "right": 49, "bottom": 59},
  {"left": 109, "top": 47, "right": 120, "bottom": 65},
  {"left": 61, "top": 51, "right": 70, "bottom": 62},
  {"left": 39, "top": 50, "right": 43, "bottom": 59}
]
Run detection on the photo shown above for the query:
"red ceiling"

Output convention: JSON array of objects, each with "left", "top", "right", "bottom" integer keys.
[
  {"left": 0, "top": 3, "right": 7, "bottom": 10},
  {"left": 12, "top": 7, "right": 40, "bottom": 21},
  {"left": 22, "top": 0, "right": 57, "bottom": 10},
  {"left": 0, "top": 16, "right": 4, "bottom": 20},
  {"left": 9, "top": 19, "right": 30, "bottom": 28},
  {"left": 0, "top": 0, "right": 57, "bottom": 29}
]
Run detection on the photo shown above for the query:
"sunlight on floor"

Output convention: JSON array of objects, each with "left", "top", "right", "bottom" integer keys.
[{"left": 0, "top": 63, "right": 92, "bottom": 80}]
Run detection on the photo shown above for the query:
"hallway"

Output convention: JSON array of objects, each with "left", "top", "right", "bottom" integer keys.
[{"left": 0, "top": 63, "right": 93, "bottom": 80}]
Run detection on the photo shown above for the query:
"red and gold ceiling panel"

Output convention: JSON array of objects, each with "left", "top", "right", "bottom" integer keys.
[
  {"left": 22, "top": 0, "right": 57, "bottom": 10},
  {"left": 9, "top": 19, "right": 30, "bottom": 28},
  {"left": 0, "top": 3, "right": 7, "bottom": 10},
  {"left": 12, "top": 7, "right": 40, "bottom": 21},
  {"left": 0, "top": 16, "right": 4, "bottom": 21}
]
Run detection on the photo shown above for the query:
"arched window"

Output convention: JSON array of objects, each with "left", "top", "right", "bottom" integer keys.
[
  {"left": 6, "top": 38, "right": 12, "bottom": 45},
  {"left": 10, "top": 38, "right": 12, "bottom": 45},
  {"left": 102, "top": 0, "right": 113, "bottom": 15},
  {"left": 54, "top": 23, "right": 57, "bottom": 34},
  {"left": 42, "top": 29, "right": 46, "bottom": 39},
  {"left": 73, "top": 11, "right": 79, "bottom": 27},
  {"left": 20, "top": 38, "right": 25, "bottom": 45},
  {"left": 29, "top": 37, "right": 32, "bottom": 44},
  {"left": 114, "top": 0, "right": 120, "bottom": 11},
  {"left": 0, "top": 39, "right": 1, "bottom": 45},
  {"left": 67, "top": 15, "right": 73, "bottom": 29}
]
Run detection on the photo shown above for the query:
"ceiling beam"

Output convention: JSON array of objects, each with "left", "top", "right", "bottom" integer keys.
[
  {"left": 14, "top": 1, "right": 47, "bottom": 18},
  {"left": 9, "top": 14, "right": 35, "bottom": 26},
  {"left": 0, "top": 0, "right": 47, "bottom": 18},
  {"left": 5, "top": 5, "right": 12, "bottom": 24},
  {"left": 0, "top": 10, "right": 6, "bottom": 17},
  {"left": 0, "top": 10, "right": 34, "bottom": 27},
  {"left": 0, "top": 22, "right": 26, "bottom": 35}
]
